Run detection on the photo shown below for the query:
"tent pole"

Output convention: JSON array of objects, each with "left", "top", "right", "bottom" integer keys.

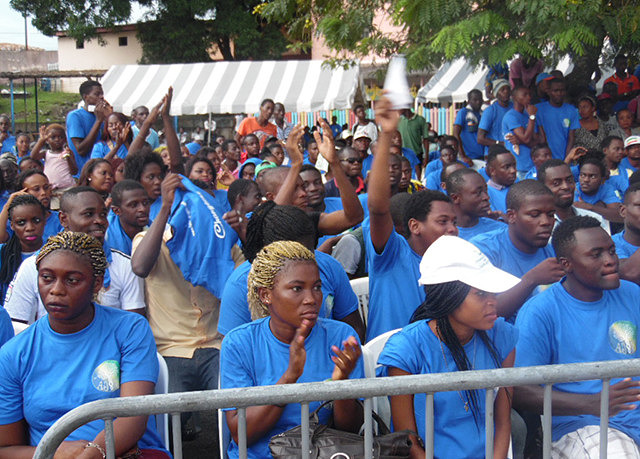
[
  {"left": 10, "top": 80, "right": 15, "bottom": 134},
  {"left": 23, "top": 77, "right": 27, "bottom": 133}
]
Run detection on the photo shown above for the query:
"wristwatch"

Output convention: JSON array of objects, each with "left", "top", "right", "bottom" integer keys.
[{"left": 529, "top": 114, "right": 536, "bottom": 121}]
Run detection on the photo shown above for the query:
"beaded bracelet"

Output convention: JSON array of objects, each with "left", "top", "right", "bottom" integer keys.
[{"left": 85, "top": 442, "right": 106, "bottom": 458}]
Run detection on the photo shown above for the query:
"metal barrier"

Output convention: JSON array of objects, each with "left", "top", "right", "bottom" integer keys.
[{"left": 34, "top": 359, "right": 640, "bottom": 459}]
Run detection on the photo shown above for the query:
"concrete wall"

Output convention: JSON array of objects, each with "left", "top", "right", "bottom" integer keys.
[{"left": 0, "top": 49, "right": 57, "bottom": 74}]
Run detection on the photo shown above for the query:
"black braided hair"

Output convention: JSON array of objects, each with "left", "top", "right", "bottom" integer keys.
[
  {"left": 0, "top": 194, "right": 46, "bottom": 284},
  {"left": 242, "top": 201, "right": 317, "bottom": 263},
  {"left": 410, "top": 280, "right": 503, "bottom": 427}
]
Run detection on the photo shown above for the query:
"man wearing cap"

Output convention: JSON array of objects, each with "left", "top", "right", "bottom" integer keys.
[
  {"left": 477, "top": 79, "right": 513, "bottom": 157},
  {"left": 620, "top": 135, "right": 640, "bottom": 177},
  {"left": 514, "top": 215, "right": 640, "bottom": 457},
  {"left": 532, "top": 72, "right": 552, "bottom": 104},
  {"left": 535, "top": 78, "right": 580, "bottom": 160},
  {"left": 354, "top": 128, "right": 373, "bottom": 179},
  {"left": 397, "top": 108, "right": 430, "bottom": 168}
]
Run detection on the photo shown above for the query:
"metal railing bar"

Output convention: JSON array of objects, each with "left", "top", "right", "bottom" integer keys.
[
  {"left": 485, "top": 388, "right": 494, "bottom": 459},
  {"left": 238, "top": 408, "right": 247, "bottom": 459},
  {"left": 171, "top": 414, "right": 182, "bottom": 459},
  {"left": 104, "top": 418, "right": 115, "bottom": 459},
  {"left": 542, "top": 384, "right": 552, "bottom": 459},
  {"left": 363, "top": 398, "right": 373, "bottom": 459},
  {"left": 600, "top": 379, "right": 610, "bottom": 459},
  {"left": 425, "top": 393, "right": 434, "bottom": 459},
  {"left": 301, "top": 403, "right": 310, "bottom": 459}
]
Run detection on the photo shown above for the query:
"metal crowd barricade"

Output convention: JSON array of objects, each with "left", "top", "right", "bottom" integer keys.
[{"left": 34, "top": 359, "right": 640, "bottom": 459}]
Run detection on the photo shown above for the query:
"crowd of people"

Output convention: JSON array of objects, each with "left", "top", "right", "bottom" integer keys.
[{"left": 0, "top": 53, "right": 639, "bottom": 458}]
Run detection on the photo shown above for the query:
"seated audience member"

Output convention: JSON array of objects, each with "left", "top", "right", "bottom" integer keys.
[
  {"left": 221, "top": 140, "right": 241, "bottom": 180},
  {"left": 424, "top": 136, "right": 463, "bottom": 176},
  {"left": 537, "top": 159, "right": 610, "bottom": 233},
  {"left": 471, "top": 180, "right": 564, "bottom": 320},
  {"left": 365, "top": 97, "right": 457, "bottom": 341},
  {"left": 453, "top": 89, "right": 484, "bottom": 164},
  {"left": 227, "top": 179, "right": 262, "bottom": 217},
  {"left": 575, "top": 154, "right": 623, "bottom": 223},
  {"left": 574, "top": 95, "right": 609, "bottom": 151},
  {"left": 425, "top": 161, "right": 466, "bottom": 193},
  {"left": 264, "top": 139, "right": 285, "bottom": 166},
  {"left": 91, "top": 112, "right": 132, "bottom": 160},
  {"left": 485, "top": 145, "right": 517, "bottom": 214},
  {"left": 131, "top": 105, "right": 160, "bottom": 150},
  {"left": 111, "top": 157, "right": 125, "bottom": 184},
  {"left": 514, "top": 216, "right": 640, "bottom": 457},
  {"left": 218, "top": 201, "right": 364, "bottom": 340},
  {"left": 391, "top": 130, "right": 421, "bottom": 179},
  {"left": 534, "top": 78, "right": 579, "bottom": 160},
  {"left": 522, "top": 143, "right": 552, "bottom": 179},
  {"left": 132, "top": 172, "right": 239, "bottom": 439},
  {"left": 611, "top": 183, "right": 640, "bottom": 284},
  {"left": 620, "top": 135, "right": 640, "bottom": 177},
  {"left": 0, "top": 158, "right": 18, "bottom": 195},
  {"left": 78, "top": 158, "right": 114, "bottom": 200},
  {"left": 502, "top": 86, "right": 546, "bottom": 174},
  {"left": 239, "top": 157, "right": 262, "bottom": 181},
  {"left": 220, "top": 240, "right": 363, "bottom": 459},
  {"left": 106, "top": 180, "right": 150, "bottom": 255},
  {"left": 0, "top": 195, "right": 46, "bottom": 303},
  {"left": 0, "top": 231, "right": 169, "bottom": 458},
  {"left": 379, "top": 235, "right": 518, "bottom": 459},
  {"left": 611, "top": 109, "right": 640, "bottom": 140},
  {"left": 325, "top": 146, "right": 366, "bottom": 197},
  {"left": 0, "top": 114, "right": 15, "bottom": 154},
  {"left": 19, "top": 157, "right": 44, "bottom": 174},
  {"left": 186, "top": 156, "right": 217, "bottom": 193},
  {"left": 446, "top": 168, "right": 504, "bottom": 240},
  {"left": 125, "top": 150, "right": 166, "bottom": 222},
  {"left": 30, "top": 124, "right": 78, "bottom": 191},
  {"left": 477, "top": 79, "right": 513, "bottom": 157},
  {"left": 602, "top": 135, "right": 628, "bottom": 195},
  {"left": 11, "top": 134, "right": 29, "bottom": 160},
  {"left": 0, "top": 170, "right": 64, "bottom": 244},
  {"left": 303, "top": 138, "right": 321, "bottom": 168},
  {"left": 242, "top": 134, "right": 261, "bottom": 162},
  {"left": 398, "top": 156, "right": 425, "bottom": 193},
  {"left": 5, "top": 187, "right": 145, "bottom": 325}
]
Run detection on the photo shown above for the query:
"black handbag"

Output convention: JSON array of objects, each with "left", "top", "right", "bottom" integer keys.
[{"left": 268, "top": 401, "right": 415, "bottom": 459}]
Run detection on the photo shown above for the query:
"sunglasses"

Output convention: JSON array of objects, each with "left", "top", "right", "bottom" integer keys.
[{"left": 340, "top": 158, "right": 363, "bottom": 164}]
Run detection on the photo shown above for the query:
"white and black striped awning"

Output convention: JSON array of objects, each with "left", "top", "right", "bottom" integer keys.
[{"left": 101, "top": 60, "right": 363, "bottom": 115}]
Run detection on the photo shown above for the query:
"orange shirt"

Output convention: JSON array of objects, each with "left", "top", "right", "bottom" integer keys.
[
  {"left": 237, "top": 117, "right": 277, "bottom": 148},
  {"left": 604, "top": 73, "right": 640, "bottom": 96}
]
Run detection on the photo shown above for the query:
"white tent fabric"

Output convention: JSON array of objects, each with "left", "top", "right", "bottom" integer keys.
[{"left": 101, "top": 60, "right": 363, "bottom": 115}]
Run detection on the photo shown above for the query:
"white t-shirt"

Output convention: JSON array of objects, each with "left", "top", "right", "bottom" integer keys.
[{"left": 4, "top": 250, "right": 145, "bottom": 324}]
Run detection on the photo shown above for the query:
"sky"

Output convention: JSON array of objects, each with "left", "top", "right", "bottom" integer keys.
[{"left": 0, "top": 0, "right": 148, "bottom": 50}]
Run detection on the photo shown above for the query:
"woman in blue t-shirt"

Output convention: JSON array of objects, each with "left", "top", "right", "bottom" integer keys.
[
  {"left": 0, "top": 231, "right": 169, "bottom": 458},
  {"left": 90, "top": 112, "right": 132, "bottom": 161},
  {"left": 378, "top": 235, "right": 520, "bottom": 459},
  {"left": 220, "top": 240, "right": 364, "bottom": 458}
]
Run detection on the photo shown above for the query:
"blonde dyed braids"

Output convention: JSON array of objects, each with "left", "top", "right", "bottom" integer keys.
[
  {"left": 36, "top": 231, "right": 107, "bottom": 279},
  {"left": 247, "top": 240, "right": 316, "bottom": 320}
]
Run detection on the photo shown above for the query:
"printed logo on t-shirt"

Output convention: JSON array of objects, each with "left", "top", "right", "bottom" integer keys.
[
  {"left": 92, "top": 360, "right": 121, "bottom": 392},
  {"left": 324, "top": 294, "right": 334, "bottom": 318},
  {"left": 608, "top": 321, "right": 637, "bottom": 355},
  {"left": 563, "top": 118, "right": 571, "bottom": 128}
]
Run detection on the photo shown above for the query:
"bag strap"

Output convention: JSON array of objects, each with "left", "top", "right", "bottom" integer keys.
[{"left": 308, "top": 400, "right": 393, "bottom": 435}]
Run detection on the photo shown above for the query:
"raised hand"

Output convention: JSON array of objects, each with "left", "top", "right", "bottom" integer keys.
[
  {"left": 285, "top": 125, "right": 305, "bottom": 165},
  {"left": 330, "top": 336, "right": 362, "bottom": 381},
  {"left": 314, "top": 118, "right": 337, "bottom": 164},
  {"left": 284, "top": 319, "right": 313, "bottom": 382},
  {"left": 374, "top": 96, "right": 399, "bottom": 134},
  {"left": 217, "top": 163, "right": 236, "bottom": 188},
  {"left": 160, "top": 172, "right": 183, "bottom": 206},
  {"left": 526, "top": 258, "right": 565, "bottom": 286},
  {"left": 118, "top": 122, "right": 131, "bottom": 146},
  {"left": 161, "top": 86, "right": 173, "bottom": 119}
]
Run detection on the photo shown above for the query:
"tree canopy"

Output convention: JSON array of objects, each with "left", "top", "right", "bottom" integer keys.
[{"left": 10, "top": 0, "right": 288, "bottom": 63}]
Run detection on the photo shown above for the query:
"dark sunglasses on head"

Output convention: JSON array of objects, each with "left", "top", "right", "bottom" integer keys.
[{"left": 341, "top": 158, "right": 363, "bottom": 164}]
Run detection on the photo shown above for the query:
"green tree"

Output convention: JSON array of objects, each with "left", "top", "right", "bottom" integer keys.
[
  {"left": 258, "top": 0, "right": 640, "bottom": 89},
  {"left": 10, "top": 0, "right": 288, "bottom": 63}
]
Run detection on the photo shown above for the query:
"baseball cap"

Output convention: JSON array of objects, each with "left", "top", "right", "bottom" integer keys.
[
  {"left": 353, "top": 126, "right": 372, "bottom": 141},
  {"left": 492, "top": 79, "right": 509, "bottom": 97},
  {"left": 254, "top": 161, "right": 277, "bottom": 177},
  {"left": 535, "top": 72, "right": 553, "bottom": 85},
  {"left": 624, "top": 136, "right": 640, "bottom": 148},
  {"left": 418, "top": 235, "right": 520, "bottom": 292},
  {"left": 340, "top": 129, "right": 353, "bottom": 140}
]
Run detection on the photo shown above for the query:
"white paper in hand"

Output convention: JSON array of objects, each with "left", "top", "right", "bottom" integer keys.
[{"left": 383, "top": 55, "right": 413, "bottom": 110}]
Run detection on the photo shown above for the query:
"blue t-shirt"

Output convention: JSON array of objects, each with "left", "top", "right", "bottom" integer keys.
[
  {"left": 402, "top": 147, "right": 420, "bottom": 179},
  {"left": 105, "top": 211, "right": 142, "bottom": 256},
  {"left": 316, "top": 195, "right": 370, "bottom": 247},
  {"left": 363, "top": 217, "right": 424, "bottom": 341},
  {"left": 185, "top": 142, "right": 201, "bottom": 155},
  {"left": 425, "top": 159, "right": 467, "bottom": 177},
  {"left": 0, "top": 307, "right": 13, "bottom": 349},
  {"left": 620, "top": 157, "right": 638, "bottom": 178},
  {"left": 457, "top": 217, "right": 505, "bottom": 241},
  {"left": 502, "top": 109, "right": 538, "bottom": 172},
  {"left": 1, "top": 136, "right": 16, "bottom": 154},
  {"left": 362, "top": 154, "right": 373, "bottom": 180},
  {"left": 90, "top": 141, "right": 129, "bottom": 160},
  {"left": 66, "top": 108, "right": 101, "bottom": 174},
  {"left": 612, "top": 231, "right": 640, "bottom": 259},
  {"left": 218, "top": 250, "right": 359, "bottom": 336},
  {"left": 515, "top": 280, "right": 640, "bottom": 444},
  {"left": 425, "top": 170, "right": 445, "bottom": 192},
  {"left": 131, "top": 125, "right": 160, "bottom": 150},
  {"left": 220, "top": 317, "right": 364, "bottom": 459},
  {"left": 478, "top": 101, "right": 513, "bottom": 156},
  {"left": 454, "top": 107, "right": 484, "bottom": 159},
  {"left": 378, "top": 318, "right": 517, "bottom": 458},
  {"left": 574, "top": 182, "right": 620, "bottom": 205},
  {"left": 0, "top": 305, "right": 167, "bottom": 452},
  {"left": 523, "top": 166, "right": 538, "bottom": 180},
  {"left": 535, "top": 102, "right": 580, "bottom": 160},
  {"left": 487, "top": 184, "right": 510, "bottom": 213}
]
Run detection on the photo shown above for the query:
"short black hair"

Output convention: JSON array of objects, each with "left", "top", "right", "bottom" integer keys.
[
  {"left": 16, "top": 169, "right": 47, "bottom": 189},
  {"left": 623, "top": 181, "right": 640, "bottom": 203},
  {"left": 79, "top": 80, "right": 101, "bottom": 97},
  {"left": 468, "top": 89, "right": 482, "bottom": 99},
  {"left": 60, "top": 186, "right": 101, "bottom": 212},
  {"left": 505, "top": 179, "right": 553, "bottom": 210},
  {"left": 552, "top": 215, "right": 602, "bottom": 258},
  {"left": 403, "top": 190, "right": 451, "bottom": 237},
  {"left": 548, "top": 77, "right": 565, "bottom": 87},
  {"left": 445, "top": 168, "right": 481, "bottom": 195},
  {"left": 300, "top": 164, "right": 321, "bottom": 176},
  {"left": 440, "top": 135, "right": 458, "bottom": 148},
  {"left": 228, "top": 179, "right": 259, "bottom": 208},
  {"left": 390, "top": 192, "right": 412, "bottom": 237},
  {"left": 486, "top": 144, "right": 511, "bottom": 167},
  {"left": 531, "top": 143, "right": 550, "bottom": 158},
  {"left": 222, "top": 139, "right": 238, "bottom": 152},
  {"left": 260, "top": 98, "right": 274, "bottom": 107},
  {"left": 111, "top": 179, "right": 145, "bottom": 207},
  {"left": 630, "top": 170, "right": 640, "bottom": 187},
  {"left": 578, "top": 153, "right": 606, "bottom": 177},
  {"left": 601, "top": 135, "right": 623, "bottom": 150},
  {"left": 536, "top": 158, "right": 567, "bottom": 183}
]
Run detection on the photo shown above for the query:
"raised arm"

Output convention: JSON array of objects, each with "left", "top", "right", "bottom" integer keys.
[
  {"left": 129, "top": 97, "right": 163, "bottom": 156},
  {"left": 103, "top": 123, "right": 130, "bottom": 161},
  {"left": 274, "top": 125, "right": 304, "bottom": 205},
  {"left": 368, "top": 96, "right": 399, "bottom": 253},
  {"left": 160, "top": 87, "right": 184, "bottom": 174},
  {"left": 30, "top": 125, "right": 48, "bottom": 161}
]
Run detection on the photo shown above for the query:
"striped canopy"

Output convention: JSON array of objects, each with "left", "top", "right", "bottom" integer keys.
[
  {"left": 417, "top": 58, "right": 486, "bottom": 105},
  {"left": 101, "top": 60, "right": 363, "bottom": 115}
]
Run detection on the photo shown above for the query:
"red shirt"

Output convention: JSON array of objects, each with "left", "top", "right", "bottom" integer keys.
[
  {"left": 237, "top": 117, "right": 278, "bottom": 148},
  {"left": 604, "top": 73, "right": 640, "bottom": 96}
]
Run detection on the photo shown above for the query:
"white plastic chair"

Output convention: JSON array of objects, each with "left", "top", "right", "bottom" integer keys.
[
  {"left": 349, "top": 277, "right": 369, "bottom": 327},
  {"left": 361, "top": 328, "right": 401, "bottom": 429},
  {"left": 155, "top": 353, "right": 170, "bottom": 450}
]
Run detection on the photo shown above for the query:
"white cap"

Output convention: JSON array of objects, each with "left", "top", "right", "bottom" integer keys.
[
  {"left": 418, "top": 235, "right": 520, "bottom": 293},
  {"left": 624, "top": 135, "right": 640, "bottom": 148},
  {"left": 353, "top": 126, "right": 371, "bottom": 141}
]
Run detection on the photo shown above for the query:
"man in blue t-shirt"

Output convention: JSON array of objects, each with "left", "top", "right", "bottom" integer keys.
[
  {"left": 365, "top": 97, "right": 457, "bottom": 341},
  {"left": 446, "top": 168, "right": 504, "bottom": 240},
  {"left": 535, "top": 78, "right": 580, "bottom": 160},
  {"left": 453, "top": 89, "right": 484, "bottom": 163},
  {"left": 575, "top": 155, "right": 623, "bottom": 224},
  {"left": 502, "top": 86, "right": 546, "bottom": 173},
  {"left": 613, "top": 183, "right": 640, "bottom": 284},
  {"left": 131, "top": 106, "right": 160, "bottom": 150},
  {"left": 66, "top": 80, "right": 111, "bottom": 174},
  {"left": 478, "top": 79, "right": 513, "bottom": 157},
  {"left": 471, "top": 180, "right": 564, "bottom": 320},
  {"left": 0, "top": 115, "right": 15, "bottom": 154},
  {"left": 514, "top": 216, "right": 640, "bottom": 456},
  {"left": 485, "top": 145, "right": 517, "bottom": 214}
]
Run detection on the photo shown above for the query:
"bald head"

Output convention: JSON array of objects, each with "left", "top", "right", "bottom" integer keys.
[{"left": 258, "top": 167, "right": 290, "bottom": 196}]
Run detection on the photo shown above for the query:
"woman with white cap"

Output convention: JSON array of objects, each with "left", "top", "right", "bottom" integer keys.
[{"left": 378, "top": 235, "right": 520, "bottom": 459}]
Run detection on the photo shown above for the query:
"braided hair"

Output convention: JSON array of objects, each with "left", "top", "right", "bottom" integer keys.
[
  {"left": 247, "top": 240, "right": 316, "bottom": 320},
  {"left": 0, "top": 195, "right": 46, "bottom": 284},
  {"left": 410, "top": 280, "right": 503, "bottom": 426},
  {"left": 242, "top": 201, "right": 317, "bottom": 263},
  {"left": 36, "top": 231, "right": 107, "bottom": 280}
]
